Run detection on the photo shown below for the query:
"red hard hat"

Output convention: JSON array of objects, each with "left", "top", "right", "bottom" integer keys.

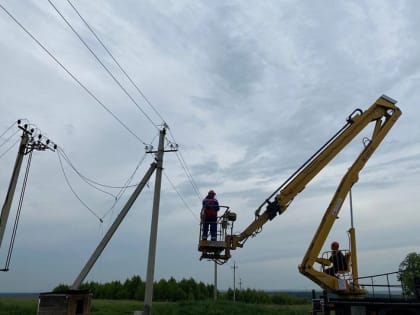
[
  {"left": 331, "top": 241, "right": 339, "bottom": 250},
  {"left": 208, "top": 190, "right": 216, "bottom": 195}
]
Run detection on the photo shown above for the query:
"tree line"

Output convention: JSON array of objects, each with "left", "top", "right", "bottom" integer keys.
[
  {"left": 53, "top": 275, "right": 308, "bottom": 305},
  {"left": 52, "top": 253, "right": 420, "bottom": 303}
]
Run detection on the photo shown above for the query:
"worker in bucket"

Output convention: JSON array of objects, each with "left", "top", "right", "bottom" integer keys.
[
  {"left": 201, "top": 190, "right": 220, "bottom": 241},
  {"left": 325, "top": 241, "right": 348, "bottom": 276}
]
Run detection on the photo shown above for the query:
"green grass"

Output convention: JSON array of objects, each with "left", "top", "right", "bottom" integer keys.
[
  {"left": 0, "top": 297, "right": 311, "bottom": 315},
  {"left": 0, "top": 297, "right": 37, "bottom": 315}
]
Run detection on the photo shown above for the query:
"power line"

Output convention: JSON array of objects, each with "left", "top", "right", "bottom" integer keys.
[
  {"left": 56, "top": 147, "right": 153, "bottom": 222},
  {"left": 175, "top": 150, "right": 202, "bottom": 201},
  {"left": 2, "top": 2, "right": 204, "bottom": 224},
  {"left": 0, "top": 3, "right": 147, "bottom": 146},
  {"left": 163, "top": 171, "right": 199, "bottom": 221},
  {"left": 0, "top": 129, "right": 19, "bottom": 153},
  {"left": 48, "top": 0, "right": 159, "bottom": 131},
  {"left": 0, "top": 120, "right": 19, "bottom": 140},
  {"left": 100, "top": 151, "right": 150, "bottom": 221},
  {"left": 66, "top": 0, "right": 167, "bottom": 126},
  {"left": 0, "top": 138, "right": 20, "bottom": 161},
  {"left": 64, "top": 1, "right": 204, "bottom": 206},
  {"left": 165, "top": 128, "right": 202, "bottom": 201},
  {"left": 60, "top": 1, "right": 205, "bottom": 211},
  {"left": 57, "top": 148, "right": 117, "bottom": 199},
  {"left": 56, "top": 150, "right": 103, "bottom": 223},
  {"left": 57, "top": 147, "right": 141, "bottom": 190}
]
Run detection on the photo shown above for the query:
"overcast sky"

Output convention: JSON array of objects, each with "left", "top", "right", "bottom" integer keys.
[{"left": 0, "top": 0, "right": 419, "bottom": 294}]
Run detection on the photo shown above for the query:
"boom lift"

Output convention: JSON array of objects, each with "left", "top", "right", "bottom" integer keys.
[{"left": 198, "top": 95, "right": 401, "bottom": 297}]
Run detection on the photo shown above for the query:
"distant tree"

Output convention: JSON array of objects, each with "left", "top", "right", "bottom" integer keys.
[
  {"left": 52, "top": 284, "right": 70, "bottom": 293},
  {"left": 53, "top": 275, "right": 305, "bottom": 304},
  {"left": 398, "top": 252, "right": 420, "bottom": 296}
]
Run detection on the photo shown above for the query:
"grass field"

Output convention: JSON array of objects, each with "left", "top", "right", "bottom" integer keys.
[{"left": 0, "top": 297, "right": 312, "bottom": 315}]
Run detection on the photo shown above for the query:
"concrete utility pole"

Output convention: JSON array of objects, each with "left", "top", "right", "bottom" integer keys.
[
  {"left": 214, "top": 261, "right": 218, "bottom": 300},
  {"left": 71, "top": 163, "right": 157, "bottom": 289},
  {"left": 0, "top": 121, "right": 56, "bottom": 271},
  {"left": 232, "top": 261, "right": 238, "bottom": 302},
  {"left": 0, "top": 129, "right": 30, "bottom": 250},
  {"left": 143, "top": 126, "right": 177, "bottom": 315}
]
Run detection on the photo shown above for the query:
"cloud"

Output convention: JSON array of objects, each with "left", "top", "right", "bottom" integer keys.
[{"left": 0, "top": 0, "right": 419, "bottom": 294}]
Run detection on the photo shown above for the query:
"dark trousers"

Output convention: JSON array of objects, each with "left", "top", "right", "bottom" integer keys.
[{"left": 202, "top": 217, "right": 217, "bottom": 241}]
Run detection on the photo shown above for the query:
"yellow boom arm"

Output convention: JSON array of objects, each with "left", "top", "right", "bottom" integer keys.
[{"left": 222, "top": 95, "right": 401, "bottom": 295}]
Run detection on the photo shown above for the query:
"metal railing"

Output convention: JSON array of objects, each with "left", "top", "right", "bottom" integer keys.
[{"left": 356, "top": 271, "right": 405, "bottom": 299}]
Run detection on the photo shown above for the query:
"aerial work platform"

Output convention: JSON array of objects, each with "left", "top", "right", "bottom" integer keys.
[{"left": 198, "top": 206, "right": 236, "bottom": 264}]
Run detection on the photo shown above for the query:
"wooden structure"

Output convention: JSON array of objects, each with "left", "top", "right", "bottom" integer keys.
[{"left": 37, "top": 290, "right": 92, "bottom": 315}]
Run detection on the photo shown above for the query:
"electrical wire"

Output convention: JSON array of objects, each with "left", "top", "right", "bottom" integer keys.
[
  {"left": 100, "top": 151, "right": 150, "bottom": 220},
  {"left": 66, "top": 0, "right": 167, "bottom": 126},
  {"left": 3, "top": 150, "right": 32, "bottom": 271},
  {"left": 57, "top": 148, "right": 117, "bottom": 199},
  {"left": 2, "top": 2, "right": 206, "bottom": 224},
  {"left": 175, "top": 150, "right": 202, "bottom": 201},
  {"left": 163, "top": 171, "right": 199, "bottom": 221},
  {"left": 0, "top": 138, "right": 20, "bottom": 161},
  {"left": 48, "top": 0, "right": 159, "bottom": 131},
  {"left": 56, "top": 150, "right": 103, "bottom": 223},
  {"left": 56, "top": 142, "right": 154, "bottom": 222},
  {"left": 0, "top": 129, "right": 19, "bottom": 152},
  {"left": 65, "top": 1, "right": 205, "bottom": 204},
  {"left": 62, "top": 2, "right": 205, "bottom": 212},
  {"left": 57, "top": 148, "right": 139, "bottom": 189},
  {"left": 0, "top": 3, "right": 147, "bottom": 146},
  {"left": 0, "top": 121, "right": 18, "bottom": 140}
]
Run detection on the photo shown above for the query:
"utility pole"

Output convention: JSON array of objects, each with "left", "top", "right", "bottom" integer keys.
[
  {"left": 71, "top": 163, "right": 157, "bottom": 289},
  {"left": 231, "top": 261, "right": 238, "bottom": 302},
  {"left": 143, "top": 126, "right": 177, "bottom": 315},
  {"left": 0, "top": 127, "right": 29, "bottom": 250},
  {"left": 0, "top": 120, "right": 56, "bottom": 271},
  {"left": 214, "top": 261, "right": 217, "bottom": 300}
]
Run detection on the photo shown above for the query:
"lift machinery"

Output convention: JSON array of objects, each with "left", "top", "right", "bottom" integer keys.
[{"left": 198, "top": 95, "right": 420, "bottom": 314}]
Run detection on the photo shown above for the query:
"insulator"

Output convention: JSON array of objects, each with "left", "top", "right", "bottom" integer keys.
[{"left": 46, "top": 139, "right": 50, "bottom": 144}]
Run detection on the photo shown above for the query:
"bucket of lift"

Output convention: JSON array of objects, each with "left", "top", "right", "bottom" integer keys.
[{"left": 198, "top": 206, "right": 236, "bottom": 263}]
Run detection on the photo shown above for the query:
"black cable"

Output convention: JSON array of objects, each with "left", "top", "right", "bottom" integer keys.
[
  {"left": 100, "top": 151, "right": 149, "bottom": 220},
  {"left": 57, "top": 149, "right": 117, "bottom": 198},
  {"left": 175, "top": 150, "right": 202, "bottom": 200},
  {"left": 0, "top": 129, "right": 19, "bottom": 153},
  {"left": 48, "top": 0, "right": 159, "bottom": 130},
  {"left": 163, "top": 171, "right": 199, "bottom": 221},
  {"left": 0, "top": 3, "right": 147, "bottom": 145},
  {"left": 57, "top": 150, "right": 103, "bottom": 223},
  {"left": 66, "top": 0, "right": 167, "bottom": 126},
  {"left": 4, "top": 151, "right": 32, "bottom": 270},
  {"left": 65, "top": 1, "right": 206, "bottom": 211},
  {"left": 0, "top": 121, "right": 17, "bottom": 140},
  {"left": 0, "top": 138, "right": 20, "bottom": 161},
  {"left": 57, "top": 147, "right": 139, "bottom": 189},
  {"left": 2, "top": 2, "right": 204, "bottom": 224}
]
